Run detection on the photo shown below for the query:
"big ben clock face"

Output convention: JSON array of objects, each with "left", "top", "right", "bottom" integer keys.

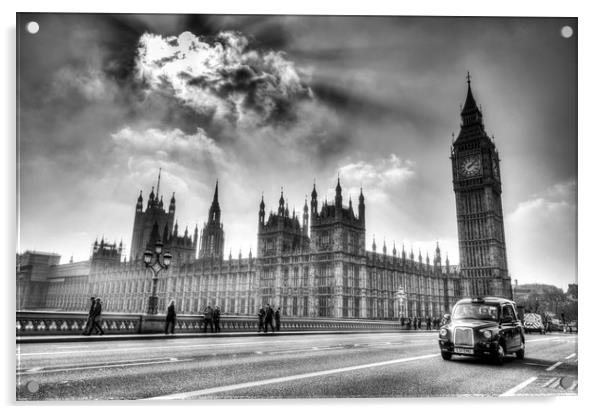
[{"left": 459, "top": 155, "right": 482, "bottom": 178}]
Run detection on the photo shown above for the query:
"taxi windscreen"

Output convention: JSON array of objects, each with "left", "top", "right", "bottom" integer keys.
[{"left": 452, "top": 304, "right": 499, "bottom": 321}]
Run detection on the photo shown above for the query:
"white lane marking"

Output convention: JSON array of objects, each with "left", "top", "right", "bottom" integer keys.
[
  {"left": 26, "top": 367, "right": 42, "bottom": 372},
  {"left": 565, "top": 353, "right": 576, "bottom": 360},
  {"left": 546, "top": 361, "right": 563, "bottom": 372},
  {"left": 499, "top": 376, "right": 538, "bottom": 397},
  {"left": 542, "top": 378, "right": 558, "bottom": 387},
  {"left": 144, "top": 353, "right": 439, "bottom": 400},
  {"left": 18, "top": 358, "right": 193, "bottom": 375},
  {"left": 18, "top": 334, "right": 405, "bottom": 357}
]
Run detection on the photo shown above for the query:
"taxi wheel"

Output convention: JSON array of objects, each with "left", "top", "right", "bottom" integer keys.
[
  {"left": 493, "top": 343, "right": 505, "bottom": 365},
  {"left": 441, "top": 351, "right": 452, "bottom": 361},
  {"left": 516, "top": 340, "right": 525, "bottom": 360}
]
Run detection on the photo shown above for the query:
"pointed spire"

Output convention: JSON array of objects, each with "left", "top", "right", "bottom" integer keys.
[
  {"left": 174, "top": 220, "right": 179, "bottom": 236},
  {"left": 392, "top": 241, "right": 397, "bottom": 256},
  {"left": 383, "top": 238, "right": 387, "bottom": 255},
  {"left": 372, "top": 234, "right": 376, "bottom": 252},
  {"left": 156, "top": 167, "right": 162, "bottom": 199},
  {"left": 213, "top": 180, "right": 219, "bottom": 204},
  {"left": 460, "top": 71, "right": 483, "bottom": 127}
]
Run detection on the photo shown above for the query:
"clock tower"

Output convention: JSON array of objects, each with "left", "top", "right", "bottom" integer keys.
[{"left": 451, "top": 74, "right": 512, "bottom": 299}]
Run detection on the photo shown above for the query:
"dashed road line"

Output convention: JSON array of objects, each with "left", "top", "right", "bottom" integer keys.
[
  {"left": 499, "top": 376, "right": 538, "bottom": 397},
  {"left": 565, "top": 353, "right": 576, "bottom": 360},
  {"left": 542, "top": 377, "right": 561, "bottom": 388},
  {"left": 143, "top": 353, "right": 439, "bottom": 400},
  {"left": 546, "top": 361, "right": 563, "bottom": 372}
]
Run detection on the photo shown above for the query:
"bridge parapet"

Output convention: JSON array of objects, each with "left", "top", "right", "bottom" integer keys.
[{"left": 16, "top": 311, "right": 402, "bottom": 336}]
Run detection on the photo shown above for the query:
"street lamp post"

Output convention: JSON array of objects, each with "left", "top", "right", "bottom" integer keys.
[
  {"left": 143, "top": 241, "right": 172, "bottom": 315},
  {"left": 396, "top": 286, "right": 408, "bottom": 320}
]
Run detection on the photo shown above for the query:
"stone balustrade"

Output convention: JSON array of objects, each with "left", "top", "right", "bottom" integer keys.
[{"left": 17, "top": 311, "right": 403, "bottom": 336}]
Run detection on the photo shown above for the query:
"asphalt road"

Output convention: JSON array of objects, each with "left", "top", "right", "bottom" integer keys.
[{"left": 16, "top": 331, "right": 578, "bottom": 400}]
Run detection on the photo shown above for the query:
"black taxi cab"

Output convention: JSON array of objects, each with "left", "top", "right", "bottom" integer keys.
[{"left": 438, "top": 297, "right": 525, "bottom": 364}]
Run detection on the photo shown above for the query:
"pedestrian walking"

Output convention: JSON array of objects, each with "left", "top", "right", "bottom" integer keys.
[
  {"left": 257, "top": 307, "right": 265, "bottom": 332},
  {"left": 264, "top": 304, "right": 275, "bottom": 333},
  {"left": 90, "top": 298, "right": 104, "bottom": 335},
  {"left": 203, "top": 305, "right": 214, "bottom": 333},
  {"left": 418, "top": 317, "right": 422, "bottom": 330},
  {"left": 82, "top": 296, "right": 96, "bottom": 335},
  {"left": 426, "top": 316, "right": 432, "bottom": 331},
  {"left": 413, "top": 316, "right": 417, "bottom": 330},
  {"left": 165, "top": 299, "right": 176, "bottom": 335},
  {"left": 213, "top": 305, "right": 221, "bottom": 333},
  {"left": 275, "top": 307, "right": 281, "bottom": 331}
]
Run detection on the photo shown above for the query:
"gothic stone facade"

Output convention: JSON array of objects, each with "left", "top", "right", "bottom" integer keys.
[{"left": 20, "top": 79, "right": 510, "bottom": 318}]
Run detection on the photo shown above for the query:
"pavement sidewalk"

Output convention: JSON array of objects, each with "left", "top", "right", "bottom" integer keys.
[{"left": 16, "top": 329, "right": 436, "bottom": 344}]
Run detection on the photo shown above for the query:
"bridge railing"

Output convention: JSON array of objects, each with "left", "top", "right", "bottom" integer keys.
[{"left": 16, "top": 311, "right": 402, "bottom": 336}]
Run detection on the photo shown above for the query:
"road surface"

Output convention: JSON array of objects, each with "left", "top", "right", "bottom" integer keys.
[{"left": 16, "top": 331, "right": 578, "bottom": 400}]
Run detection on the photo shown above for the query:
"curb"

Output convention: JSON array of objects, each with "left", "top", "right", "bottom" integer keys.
[{"left": 17, "top": 329, "right": 437, "bottom": 344}]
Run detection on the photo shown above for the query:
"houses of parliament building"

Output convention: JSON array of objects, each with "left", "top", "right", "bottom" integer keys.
[{"left": 16, "top": 79, "right": 513, "bottom": 320}]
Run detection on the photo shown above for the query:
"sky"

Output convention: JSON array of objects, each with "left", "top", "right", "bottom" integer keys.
[{"left": 16, "top": 14, "right": 577, "bottom": 290}]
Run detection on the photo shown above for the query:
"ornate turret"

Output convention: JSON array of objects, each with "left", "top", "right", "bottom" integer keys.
[
  {"left": 278, "top": 188, "right": 285, "bottom": 216},
  {"left": 169, "top": 192, "right": 176, "bottom": 214},
  {"left": 358, "top": 187, "right": 365, "bottom": 223},
  {"left": 335, "top": 176, "right": 343, "bottom": 210},
  {"left": 311, "top": 182, "right": 318, "bottom": 216},
  {"left": 259, "top": 193, "right": 266, "bottom": 226},
  {"left": 302, "top": 197, "right": 309, "bottom": 235},
  {"left": 200, "top": 179, "right": 225, "bottom": 260},
  {"left": 136, "top": 191, "right": 143, "bottom": 212},
  {"left": 147, "top": 186, "right": 155, "bottom": 208},
  {"left": 434, "top": 241, "right": 442, "bottom": 267}
]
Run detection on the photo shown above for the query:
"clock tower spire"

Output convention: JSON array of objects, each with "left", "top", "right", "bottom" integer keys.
[{"left": 451, "top": 74, "right": 512, "bottom": 299}]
